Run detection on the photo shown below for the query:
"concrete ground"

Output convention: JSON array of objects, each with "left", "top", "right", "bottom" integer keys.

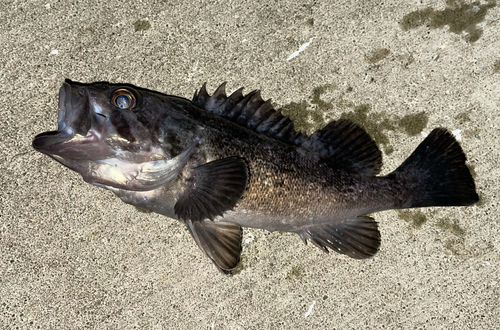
[{"left": 1, "top": 0, "right": 499, "bottom": 329}]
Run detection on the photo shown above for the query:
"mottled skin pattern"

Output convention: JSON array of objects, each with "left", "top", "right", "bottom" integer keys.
[{"left": 110, "top": 92, "right": 405, "bottom": 233}]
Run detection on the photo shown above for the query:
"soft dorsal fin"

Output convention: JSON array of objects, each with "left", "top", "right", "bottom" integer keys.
[
  {"left": 302, "top": 119, "right": 382, "bottom": 176},
  {"left": 193, "top": 83, "right": 382, "bottom": 176}
]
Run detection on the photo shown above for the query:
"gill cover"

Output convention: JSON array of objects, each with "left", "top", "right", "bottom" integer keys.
[{"left": 89, "top": 141, "right": 198, "bottom": 191}]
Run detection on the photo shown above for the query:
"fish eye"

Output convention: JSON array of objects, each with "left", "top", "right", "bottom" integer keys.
[{"left": 111, "top": 89, "right": 136, "bottom": 110}]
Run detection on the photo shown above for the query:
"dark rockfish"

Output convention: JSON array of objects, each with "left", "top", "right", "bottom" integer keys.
[{"left": 33, "top": 80, "right": 479, "bottom": 274}]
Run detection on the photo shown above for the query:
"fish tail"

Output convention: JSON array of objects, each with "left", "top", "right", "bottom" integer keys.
[{"left": 389, "top": 128, "right": 479, "bottom": 208}]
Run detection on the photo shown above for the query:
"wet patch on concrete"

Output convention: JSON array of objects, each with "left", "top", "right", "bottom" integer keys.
[
  {"left": 341, "top": 107, "right": 428, "bottom": 154},
  {"left": 83, "top": 27, "right": 95, "bottom": 35},
  {"left": 366, "top": 48, "right": 391, "bottom": 64},
  {"left": 340, "top": 104, "right": 397, "bottom": 155},
  {"left": 286, "top": 265, "right": 304, "bottom": 280},
  {"left": 441, "top": 235, "right": 494, "bottom": 258},
  {"left": 454, "top": 112, "right": 471, "bottom": 124},
  {"left": 398, "top": 211, "right": 477, "bottom": 258},
  {"left": 494, "top": 59, "right": 500, "bottom": 73},
  {"left": 463, "top": 127, "right": 481, "bottom": 139},
  {"left": 134, "top": 20, "right": 151, "bottom": 32},
  {"left": 295, "top": 15, "right": 315, "bottom": 27},
  {"left": 476, "top": 191, "right": 486, "bottom": 207},
  {"left": 436, "top": 219, "right": 471, "bottom": 258},
  {"left": 436, "top": 218, "right": 466, "bottom": 236},
  {"left": 397, "top": 53, "right": 415, "bottom": 69},
  {"left": 399, "top": 113, "right": 429, "bottom": 136},
  {"left": 398, "top": 210, "right": 428, "bottom": 229},
  {"left": 135, "top": 206, "right": 153, "bottom": 213},
  {"left": 399, "top": 0, "right": 497, "bottom": 42},
  {"left": 442, "top": 237, "right": 468, "bottom": 257},
  {"left": 280, "top": 84, "right": 429, "bottom": 155},
  {"left": 432, "top": 216, "right": 494, "bottom": 258},
  {"left": 280, "top": 99, "right": 322, "bottom": 133},
  {"left": 280, "top": 84, "right": 340, "bottom": 134}
]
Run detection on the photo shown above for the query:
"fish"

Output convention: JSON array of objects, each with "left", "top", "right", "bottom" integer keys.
[{"left": 32, "top": 80, "right": 479, "bottom": 274}]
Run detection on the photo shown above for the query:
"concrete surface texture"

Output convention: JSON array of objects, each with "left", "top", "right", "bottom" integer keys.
[{"left": 1, "top": 0, "right": 499, "bottom": 328}]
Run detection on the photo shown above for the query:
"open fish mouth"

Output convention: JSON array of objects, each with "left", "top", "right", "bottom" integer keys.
[{"left": 32, "top": 81, "right": 89, "bottom": 157}]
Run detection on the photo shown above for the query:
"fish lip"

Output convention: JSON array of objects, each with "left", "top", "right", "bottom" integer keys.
[
  {"left": 32, "top": 127, "right": 75, "bottom": 154},
  {"left": 57, "top": 80, "right": 71, "bottom": 132},
  {"left": 32, "top": 81, "right": 76, "bottom": 154}
]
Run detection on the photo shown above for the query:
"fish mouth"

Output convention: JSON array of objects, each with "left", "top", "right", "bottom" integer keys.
[{"left": 32, "top": 80, "right": 90, "bottom": 158}]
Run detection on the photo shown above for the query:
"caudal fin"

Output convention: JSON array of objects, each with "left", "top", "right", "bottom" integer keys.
[{"left": 390, "top": 128, "right": 479, "bottom": 208}]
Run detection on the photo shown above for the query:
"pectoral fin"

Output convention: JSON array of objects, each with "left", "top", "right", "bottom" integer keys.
[
  {"left": 297, "top": 216, "right": 381, "bottom": 259},
  {"left": 174, "top": 157, "right": 248, "bottom": 222},
  {"left": 186, "top": 219, "right": 242, "bottom": 274}
]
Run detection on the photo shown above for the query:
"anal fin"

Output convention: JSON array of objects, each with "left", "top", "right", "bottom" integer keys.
[
  {"left": 297, "top": 216, "right": 381, "bottom": 259},
  {"left": 186, "top": 219, "right": 242, "bottom": 274}
]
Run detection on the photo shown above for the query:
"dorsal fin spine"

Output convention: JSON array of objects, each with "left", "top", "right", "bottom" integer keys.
[{"left": 192, "top": 83, "right": 382, "bottom": 176}]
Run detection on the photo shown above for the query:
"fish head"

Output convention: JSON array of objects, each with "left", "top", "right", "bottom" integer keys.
[{"left": 32, "top": 80, "right": 179, "bottom": 190}]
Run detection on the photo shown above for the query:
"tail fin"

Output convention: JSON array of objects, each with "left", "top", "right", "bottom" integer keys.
[{"left": 390, "top": 128, "right": 479, "bottom": 208}]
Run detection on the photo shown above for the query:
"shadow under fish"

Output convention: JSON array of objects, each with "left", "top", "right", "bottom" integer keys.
[{"left": 33, "top": 80, "right": 479, "bottom": 274}]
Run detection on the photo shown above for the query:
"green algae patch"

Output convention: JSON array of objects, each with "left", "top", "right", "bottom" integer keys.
[
  {"left": 366, "top": 48, "right": 390, "bottom": 64},
  {"left": 399, "top": 112, "right": 429, "bottom": 136},
  {"left": 399, "top": 1, "right": 496, "bottom": 42},
  {"left": 398, "top": 210, "right": 428, "bottom": 229}
]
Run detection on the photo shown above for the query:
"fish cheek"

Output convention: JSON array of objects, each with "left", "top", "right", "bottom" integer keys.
[
  {"left": 110, "top": 110, "right": 137, "bottom": 143},
  {"left": 68, "top": 105, "right": 92, "bottom": 136},
  {"left": 164, "top": 132, "right": 185, "bottom": 156}
]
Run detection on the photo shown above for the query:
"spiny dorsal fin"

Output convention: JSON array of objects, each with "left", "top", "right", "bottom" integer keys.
[
  {"left": 192, "top": 83, "right": 382, "bottom": 176},
  {"left": 193, "top": 83, "right": 305, "bottom": 147}
]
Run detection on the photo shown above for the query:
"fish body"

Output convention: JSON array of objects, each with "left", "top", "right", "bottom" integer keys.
[{"left": 33, "top": 80, "right": 478, "bottom": 273}]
